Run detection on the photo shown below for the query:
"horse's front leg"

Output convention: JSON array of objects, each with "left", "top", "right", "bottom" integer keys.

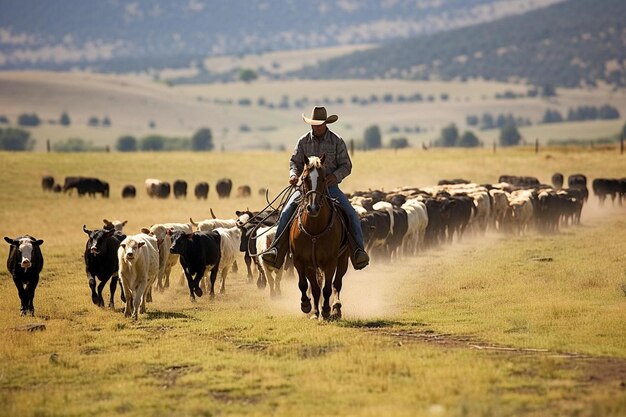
[
  {"left": 320, "top": 264, "right": 336, "bottom": 320},
  {"left": 307, "top": 266, "right": 321, "bottom": 319},
  {"left": 295, "top": 261, "right": 310, "bottom": 314},
  {"left": 332, "top": 252, "right": 349, "bottom": 319}
]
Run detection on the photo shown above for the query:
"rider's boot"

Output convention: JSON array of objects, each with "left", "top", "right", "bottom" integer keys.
[{"left": 347, "top": 231, "right": 369, "bottom": 270}]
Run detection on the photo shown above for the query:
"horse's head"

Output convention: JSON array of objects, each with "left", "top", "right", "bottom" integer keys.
[{"left": 300, "top": 154, "right": 327, "bottom": 217}]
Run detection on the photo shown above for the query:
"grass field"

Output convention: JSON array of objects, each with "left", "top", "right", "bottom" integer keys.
[{"left": 0, "top": 148, "right": 625, "bottom": 417}]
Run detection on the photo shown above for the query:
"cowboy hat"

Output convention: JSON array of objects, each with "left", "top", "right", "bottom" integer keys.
[{"left": 302, "top": 106, "right": 338, "bottom": 125}]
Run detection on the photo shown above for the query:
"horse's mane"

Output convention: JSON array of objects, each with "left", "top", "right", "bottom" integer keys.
[{"left": 307, "top": 156, "right": 323, "bottom": 169}]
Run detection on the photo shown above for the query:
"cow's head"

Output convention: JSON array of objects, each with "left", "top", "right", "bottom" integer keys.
[
  {"left": 4, "top": 236, "right": 43, "bottom": 270},
  {"left": 169, "top": 230, "right": 194, "bottom": 255},
  {"left": 235, "top": 210, "right": 252, "bottom": 228},
  {"left": 83, "top": 225, "right": 115, "bottom": 255},
  {"left": 119, "top": 238, "right": 144, "bottom": 262}
]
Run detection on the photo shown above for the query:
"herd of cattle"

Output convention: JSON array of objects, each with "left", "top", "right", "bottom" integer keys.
[
  {"left": 4, "top": 172, "right": 625, "bottom": 319},
  {"left": 41, "top": 176, "right": 258, "bottom": 199}
]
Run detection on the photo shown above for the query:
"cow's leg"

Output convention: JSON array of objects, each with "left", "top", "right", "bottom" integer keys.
[
  {"left": 267, "top": 269, "right": 276, "bottom": 298},
  {"left": 96, "top": 277, "right": 108, "bottom": 307},
  {"left": 109, "top": 275, "right": 119, "bottom": 309},
  {"left": 164, "top": 263, "right": 173, "bottom": 289},
  {"left": 182, "top": 268, "right": 198, "bottom": 301},
  {"left": 14, "top": 278, "right": 28, "bottom": 315},
  {"left": 88, "top": 274, "right": 99, "bottom": 305},
  {"left": 275, "top": 268, "right": 283, "bottom": 297},
  {"left": 207, "top": 267, "right": 218, "bottom": 298},
  {"left": 295, "top": 262, "right": 310, "bottom": 313},
  {"left": 124, "top": 289, "right": 133, "bottom": 318},
  {"left": 27, "top": 277, "right": 39, "bottom": 316},
  {"left": 219, "top": 268, "right": 227, "bottom": 294},
  {"left": 254, "top": 256, "right": 267, "bottom": 289},
  {"left": 137, "top": 281, "right": 148, "bottom": 316},
  {"left": 244, "top": 252, "right": 254, "bottom": 284}
]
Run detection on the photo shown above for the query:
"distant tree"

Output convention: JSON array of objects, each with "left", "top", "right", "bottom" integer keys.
[
  {"left": 466, "top": 115, "right": 479, "bottom": 126},
  {"left": 88, "top": 116, "right": 99, "bottom": 127},
  {"left": 0, "top": 115, "right": 8, "bottom": 124},
  {"left": 191, "top": 128, "right": 214, "bottom": 151},
  {"left": 239, "top": 68, "right": 258, "bottom": 83},
  {"left": 499, "top": 124, "right": 522, "bottom": 147},
  {"left": 140, "top": 135, "right": 165, "bottom": 151},
  {"left": 148, "top": 120, "right": 156, "bottom": 129},
  {"left": 389, "top": 137, "right": 410, "bottom": 149},
  {"left": 238, "top": 98, "right": 252, "bottom": 106},
  {"left": 116, "top": 135, "right": 137, "bottom": 152},
  {"left": 0, "top": 128, "right": 34, "bottom": 151},
  {"left": 239, "top": 124, "right": 251, "bottom": 132},
  {"left": 541, "top": 84, "right": 557, "bottom": 97},
  {"left": 363, "top": 125, "right": 382, "bottom": 150},
  {"left": 541, "top": 109, "right": 563, "bottom": 124},
  {"left": 440, "top": 93, "right": 449, "bottom": 101},
  {"left": 102, "top": 116, "right": 111, "bottom": 127},
  {"left": 59, "top": 112, "right": 71, "bottom": 126},
  {"left": 622, "top": 121, "right": 626, "bottom": 140},
  {"left": 439, "top": 123, "right": 459, "bottom": 147},
  {"left": 17, "top": 113, "right": 40, "bottom": 127},
  {"left": 598, "top": 105, "right": 620, "bottom": 119},
  {"left": 481, "top": 113, "right": 494, "bottom": 130},
  {"left": 458, "top": 131, "right": 482, "bottom": 148}
]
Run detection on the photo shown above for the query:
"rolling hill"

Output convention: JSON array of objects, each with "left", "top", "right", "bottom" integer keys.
[{"left": 293, "top": 0, "right": 626, "bottom": 88}]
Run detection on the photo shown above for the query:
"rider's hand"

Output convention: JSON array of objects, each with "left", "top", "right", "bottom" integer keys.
[
  {"left": 289, "top": 175, "right": 298, "bottom": 185},
  {"left": 326, "top": 174, "right": 338, "bottom": 186}
]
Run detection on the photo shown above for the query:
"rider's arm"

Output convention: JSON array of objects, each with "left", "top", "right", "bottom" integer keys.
[
  {"left": 332, "top": 138, "right": 352, "bottom": 183},
  {"left": 289, "top": 140, "right": 304, "bottom": 180}
]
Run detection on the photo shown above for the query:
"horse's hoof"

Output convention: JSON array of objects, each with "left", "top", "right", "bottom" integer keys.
[
  {"left": 194, "top": 286, "right": 203, "bottom": 297},
  {"left": 301, "top": 300, "right": 312, "bottom": 314}
]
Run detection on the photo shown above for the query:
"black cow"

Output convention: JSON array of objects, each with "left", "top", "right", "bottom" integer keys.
[
  {"left": 156, "top": 182, "right": 171, "bottom": 199},
  {"left": 83, "top": 226, "right": 126, "bottom": 308},
  {"left": 216, "top": 178, "right": 233, "bottom": 198},
  {"left": 169, "top": 230, "right": 221, "bottom": 301},
  {"left": 424, "top": 197, "right": 455, "bottom": 247},
  {"left": 173, "top": 180, "right": 187, "bottom": 199},
  {"left": 121, "top": 185, "right": 136, "bottom": 199},
  {"left": 387, "top": 208, "right": 409, "bottom": 260},
  {"left": 194, "top": 182, "right": 209, "bottom": 199},
  {"left": 498, "top": 175, "right": 541, "bottom": 188},
  {"left": 64, "top": 177, "right": 109, "bottom": 198},
  {"left": 551, "top": 173, "right": 564, "bottom": 190},
  {"left": 592, "top": 178, "right": 624, "bottom": 206},
  {"left": 568, "top": 174, "right": 588, "bottom": 202},
  {"left": 438, "top": 178, "right": 471, "bottom": 185},
  {"left": 360, "top": 211, "right": 392, "bottom": 258},
  {"left": 41, "top": 176, "right": 54, "bottom": 192},
  {"left": 4, "top": 235, "right": 44, "bottom": 316},
  {"left": 446, "top": 195, "right": 474, "bottom": 243}
]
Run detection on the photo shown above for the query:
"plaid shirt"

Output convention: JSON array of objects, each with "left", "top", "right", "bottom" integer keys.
[{"left": 289, "top": 128, "right": 352, "bottom": 183}]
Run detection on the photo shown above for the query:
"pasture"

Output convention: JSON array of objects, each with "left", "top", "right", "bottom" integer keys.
[{"left": 1, "top": 148, "right": 626, "bottom": 417}]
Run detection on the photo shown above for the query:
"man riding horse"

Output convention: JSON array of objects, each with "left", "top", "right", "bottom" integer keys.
[{"left": 262, "top": 106, "right": 370, "bottom": 270}]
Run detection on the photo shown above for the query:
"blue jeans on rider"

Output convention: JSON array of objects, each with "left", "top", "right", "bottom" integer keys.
[{"left": 274, "top": 185, "right": 365, "bottom": 249}]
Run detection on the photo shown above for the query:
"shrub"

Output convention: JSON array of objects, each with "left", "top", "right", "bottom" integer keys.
[
  {"left": 140, "top": 135, "right": 165, "bottom": 151},
  {"left": 458, "top": 131, "right": 482, "bottom": 148},
  {"left": 59, "top": 112, "right": 71, "bottom": 126},
  {"left": 363, "top": 125, "right": 382, "bottom": 150},
  {"left": 499, "top": 124, "right": 522, "bottom": 147},
  {"left": 116, "top": 135, "right": 137, "bottom": 152},
  {"left": 17, "top": 113, "right": 40, "bottom": 126},
  {"left": 191, "top": 128, "right": 213, "bottom": 151},
  {"left": 389, "top": 137, "right": 410, "bottom": 149},
  {"left": 0, "top": 128, "right": 34, "bottom": 151}
]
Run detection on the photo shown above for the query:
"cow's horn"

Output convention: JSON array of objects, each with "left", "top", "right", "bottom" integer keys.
[{"left": 210, "top": 208, "right": 216, "bottom": 219}]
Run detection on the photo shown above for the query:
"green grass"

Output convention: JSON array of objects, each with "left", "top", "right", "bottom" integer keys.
[{"left": 0, "top": 149, "right": 625, "bottom": 416}]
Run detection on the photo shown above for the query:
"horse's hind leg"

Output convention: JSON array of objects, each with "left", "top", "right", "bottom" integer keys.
[{"left": 296, "top": 264, "right": 311, "bottom": 314}]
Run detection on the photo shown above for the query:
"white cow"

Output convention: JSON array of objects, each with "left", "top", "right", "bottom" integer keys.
[
  {"left": 103, "top": 219, "right": 127, "bottom": 232},
  {"left": 141, "top": 222, "right": 193, "bottom": 290},
  {"left": 403, "top": 198, "right": 428, "bottom": 254},
  {"left": 208, "top": 226, "right": 242, "bottom": 295},
  {"left": 255, "top": 226, "right": 283, "bottom": 298},
  {"left": 118, "top": 234, "right": 159, "bottom": 320},
  {"left": 145, "top": 179, "right": 163, "bottom": 198},
  {"left": 190, "top": 217, "right": 237, "bottom": 232}
]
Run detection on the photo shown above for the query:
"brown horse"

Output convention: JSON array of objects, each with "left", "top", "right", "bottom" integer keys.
[{"left": 290, "top": 155, "right": 349, "bottom": 320}]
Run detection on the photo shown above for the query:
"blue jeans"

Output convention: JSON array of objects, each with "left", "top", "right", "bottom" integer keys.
[{"left": 275, "top": 185, "right": 365, "bottom": 249}]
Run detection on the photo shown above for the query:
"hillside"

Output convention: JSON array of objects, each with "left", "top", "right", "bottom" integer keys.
[
  {"left": 293, "top": 0, "right": 626, "bottom": 88},
  {"left": 1, "top": 71, "right": 624, "bottom": 152},
  {"left": 0, "top": 0, "right": 559, "bottom": 73}
]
